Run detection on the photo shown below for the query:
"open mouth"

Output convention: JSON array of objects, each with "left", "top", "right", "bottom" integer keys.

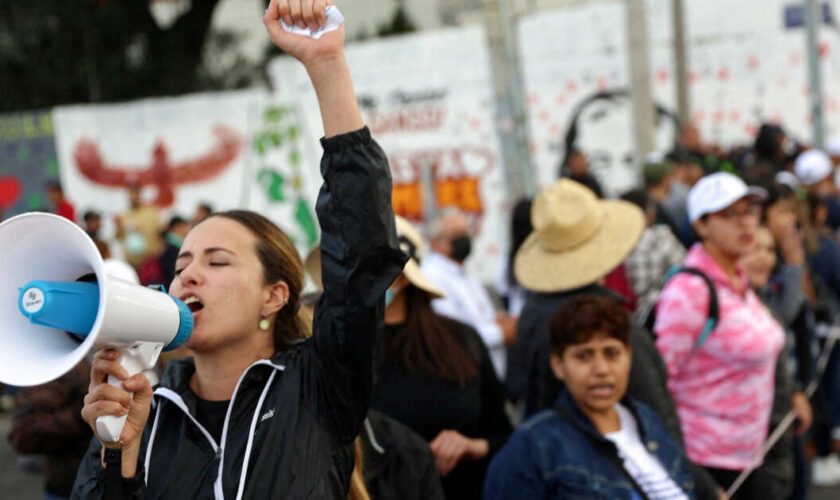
[
  {"left": 184, "top": 296, "right": 204, "bottom": 313},
  {"left": 588, "top": 384, "right": 615, "bottom": 398}
]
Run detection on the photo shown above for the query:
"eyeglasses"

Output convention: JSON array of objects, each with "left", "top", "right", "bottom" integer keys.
[{"left": 712, "top": 204, "right": 762, "bottom": 221}]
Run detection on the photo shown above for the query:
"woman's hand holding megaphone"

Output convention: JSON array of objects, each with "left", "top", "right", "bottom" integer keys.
[{"left": 81, "top": 348, "right": 153, "bottom": 478}]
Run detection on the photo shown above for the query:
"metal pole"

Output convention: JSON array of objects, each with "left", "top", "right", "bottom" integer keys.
[
  {"left": 482, "top": 0, "right": 536, "bottom": 201},
  {"left": 672, "top": 0, "right": 690, "bottom": 127},
  {"left": 626, "top": 0, "right": 656, "bottom": 163},
  {"left": 805, "top": 0, "right": 826, "bottom": 149}
]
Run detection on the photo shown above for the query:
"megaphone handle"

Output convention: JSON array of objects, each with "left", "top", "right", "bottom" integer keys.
[{"left": 95, "top": 342, "right": 164, "bottom": 443}]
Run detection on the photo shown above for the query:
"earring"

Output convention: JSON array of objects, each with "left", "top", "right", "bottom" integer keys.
[{"left": 259, "top": 318, "right": 270, "bottom": 331}]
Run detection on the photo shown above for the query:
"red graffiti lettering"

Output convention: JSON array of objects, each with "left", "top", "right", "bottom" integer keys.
[
  {"left": 365, "top": 106, "right": 447, "bottom": 135},
  {"left": 73, "top": 125, "right": 242, "bottom": 207}
]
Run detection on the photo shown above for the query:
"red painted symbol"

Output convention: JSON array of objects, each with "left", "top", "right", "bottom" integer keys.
[
  {"left": 73, "top": 125, "right": 242, "bottom": 207},
  {"left": 0, "top": 176, "right": 21, "bottom": 209}
]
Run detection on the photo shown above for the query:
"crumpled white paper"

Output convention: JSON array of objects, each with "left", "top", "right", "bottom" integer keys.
[{"left": 279, "top": 5, "right": 344, "bottom": 40}]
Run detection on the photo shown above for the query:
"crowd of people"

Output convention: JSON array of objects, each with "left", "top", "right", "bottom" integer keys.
[{"left": 1, "top": 1, "right": 839, "bottom": 499}]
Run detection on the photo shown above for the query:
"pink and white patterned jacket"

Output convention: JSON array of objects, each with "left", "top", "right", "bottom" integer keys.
[{"left": 653, "top": 243, "right": 784, "bottom": 470}]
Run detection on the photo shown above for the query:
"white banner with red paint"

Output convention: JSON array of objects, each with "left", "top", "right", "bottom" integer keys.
[
  {"left": 268, "top": 25, "right": 510, "bottom": 284},
  {"left": 519, "top": 0, "right": 840, "bottom": 196},
  {"left": 53, "top": 90, "right": 263, "bottom": 222}
]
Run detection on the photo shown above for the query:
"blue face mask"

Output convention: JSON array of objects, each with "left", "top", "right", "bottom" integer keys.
[{"left": 385, "top": 289, "right": 395, "bottom": 307}]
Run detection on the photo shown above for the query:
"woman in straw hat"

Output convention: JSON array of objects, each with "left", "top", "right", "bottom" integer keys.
[
  {"left": 509, "top": 178, "right": 647, "bottom": 417},
  {"left": 653, "top": 172, "right": 784, "bottom": 497},
  {"left": 372, "top": 216, "right": 511, "bottom": 500}
]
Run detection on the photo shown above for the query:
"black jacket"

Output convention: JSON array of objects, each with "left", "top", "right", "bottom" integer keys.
[
  {"left": 362, "top": 409, "right": 445, "bottom": 500},
  {"left": 71, "top": 127, "right": 408, "bottom": 499}
]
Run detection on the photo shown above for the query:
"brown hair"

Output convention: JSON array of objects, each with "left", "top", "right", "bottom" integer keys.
[
  {"left": 549, "top": 295, "right": 630, "bottom": 355},
  {"left": 210, "top": 210, "right": 311, "bottom": 349},
  {"left": 346, "top": 437, "right": 371, "bottom": 500},
  {"left": 386, "top": 284, "right": 478, "bottom": 387}
]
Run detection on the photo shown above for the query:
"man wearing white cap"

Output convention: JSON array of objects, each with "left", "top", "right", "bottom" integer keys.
[{"left": 653, "top": 172, "right": 785, "bottom": 496}]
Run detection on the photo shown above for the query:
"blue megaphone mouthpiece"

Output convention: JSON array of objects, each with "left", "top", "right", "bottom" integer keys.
[{"left": 18, "top": 281, "right": 99, "bottom": 336}]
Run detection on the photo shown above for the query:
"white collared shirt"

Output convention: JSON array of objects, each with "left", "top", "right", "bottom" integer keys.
[{"left": 421, "top": 252, "right": 507, "bottom": 379}]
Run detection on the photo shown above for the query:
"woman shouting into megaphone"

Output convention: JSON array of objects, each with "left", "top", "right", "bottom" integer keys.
[{"left": 72, "top": 2, "right": 407, "bottom": 498}]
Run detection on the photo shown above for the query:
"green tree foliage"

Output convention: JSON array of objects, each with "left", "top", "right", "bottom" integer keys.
[{"left": 0, "top": 0, "right": 263, "bottom": 113}]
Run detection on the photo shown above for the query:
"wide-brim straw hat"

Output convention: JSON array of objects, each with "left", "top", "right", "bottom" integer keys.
[
  {"left": 303, "top": 217, "right": 445, "bottom": 299},
  {"left": 515, "top": 179, "right": 645, "bottom": 293},
  {"left": 394, "top": 215, "right": 445, "bottom": 299}
]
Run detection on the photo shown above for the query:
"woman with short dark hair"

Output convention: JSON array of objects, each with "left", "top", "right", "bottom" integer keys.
[{"left": 484, "top": 295, "right": 695, "bottom": 499}]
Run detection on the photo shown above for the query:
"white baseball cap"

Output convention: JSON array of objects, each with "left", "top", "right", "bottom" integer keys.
[
  {"left": 794, "top": 149, "right": 832, "bottom": 186},
  {"left": 775, "top": 170, "right": 800, "bottom": 190},
  {"left": 687, "top": 172, "right": 767, "bottom": 223},
  {"left": 826, "top": 137, "right": 840, "bottom": 157}
]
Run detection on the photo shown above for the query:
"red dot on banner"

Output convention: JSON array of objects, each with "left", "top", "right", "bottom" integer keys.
[
  {"left": 693, "top": 110, "right": 706, "bottom": 122},
  {"left": 730, "top": 110, "right": 741, "bottom": 122},
  {"left": 538, "top": 110, "right": 551, "bottom": 122},
  {"left": 597, "top": 75, "right": 608, "bottom": 91},
  {"left": 656, "top": 69, "right": 669, "bottom": 84},
  {"left": 549, "top": 123, "right": 561, "bottom": 135},
  {"left": 807, "top": 114, "right": 814, "bottom": 124},
  {"left": 555, "top": 94, "right": 566, "bottom": 106},
  {"left": 566, "top": 79, "right": 578, "bottom": 93},
  {"left": 819, "top": 42, "right": 830, "bottom": 58},
  {"left": 469, "top": 117, "right": 482, "bottom": 130},
  {"left": 486, "top": 244, "right": 499, "bottom": 256},
  {"left": 527, "top": 93, "right": 539, "bottom": 106},
  {"left": 689, "top": 71, "right": 699, "bottom": 85},
  {"left": 747, "top": 55, "right": 760, "bottom": 71},
  {"left": 791, "top": 51, "right": 802, "bottom": 66},
  {"left": 744, "top": 124, "right": 758, "bottom": 136},
  {"left": 529, "top": 142, "right": 539, "bottom": 154},
  {"left": 713, "top": 110, "right": 725, "bottom": 123},
  {"left": 803, "top": 85, "right": 811, "bottom": 97},
  {"left": 717, "top": 67, "right": 730, "bottom": 81},
  {"left": 772, "top": 112, "right": 783, "bottom": 124},
  {"left": 778, "top": 76, "right": 788, "bottom": 88}
]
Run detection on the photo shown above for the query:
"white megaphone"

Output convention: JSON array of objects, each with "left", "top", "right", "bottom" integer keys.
[{"left": 0, "top": 212, "right": 193, "bottom": 443}]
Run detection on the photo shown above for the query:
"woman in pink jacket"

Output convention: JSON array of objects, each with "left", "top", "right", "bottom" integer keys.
[{"left": 653, "top": 172, "right": 784, "bottom": 497}]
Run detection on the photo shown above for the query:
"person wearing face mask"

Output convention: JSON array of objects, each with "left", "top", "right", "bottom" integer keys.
[
  {"left": 484, "top": 296, "right": 696, "bottom": 500},
  {"left": 653, "top": 172, "right": 785, "bottom": 496},
  {"left": 420, "top": 208, "right": 517, "bottom": 380},
  {"left": 71, "top": 3, "right": 408, "bottom": 498},
  {"left": 373, "top": 216, "right": 511, "bottom": 500}
]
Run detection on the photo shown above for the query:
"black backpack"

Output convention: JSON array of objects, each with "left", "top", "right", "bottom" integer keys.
[{"left": 641, "top": 266, "right": 720, "bottom": 350}]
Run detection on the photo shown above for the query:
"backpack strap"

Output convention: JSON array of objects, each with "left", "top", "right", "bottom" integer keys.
[{"left": 658, "top": 266, "right": 720, "bottom": 350}]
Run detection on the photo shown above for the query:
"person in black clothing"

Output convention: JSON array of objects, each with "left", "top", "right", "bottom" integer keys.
[
  {"left": 371, "top": 216, "right": 511, "bottom": 500},
  {"left": 560, "top": 148, "right": 604, "bottom": 198},
  {"left": 361, "top": 409, "right": 445, "bottom": 500},
  {"left": 72, "top": 3, "right": 408, "bottom": 498}
]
